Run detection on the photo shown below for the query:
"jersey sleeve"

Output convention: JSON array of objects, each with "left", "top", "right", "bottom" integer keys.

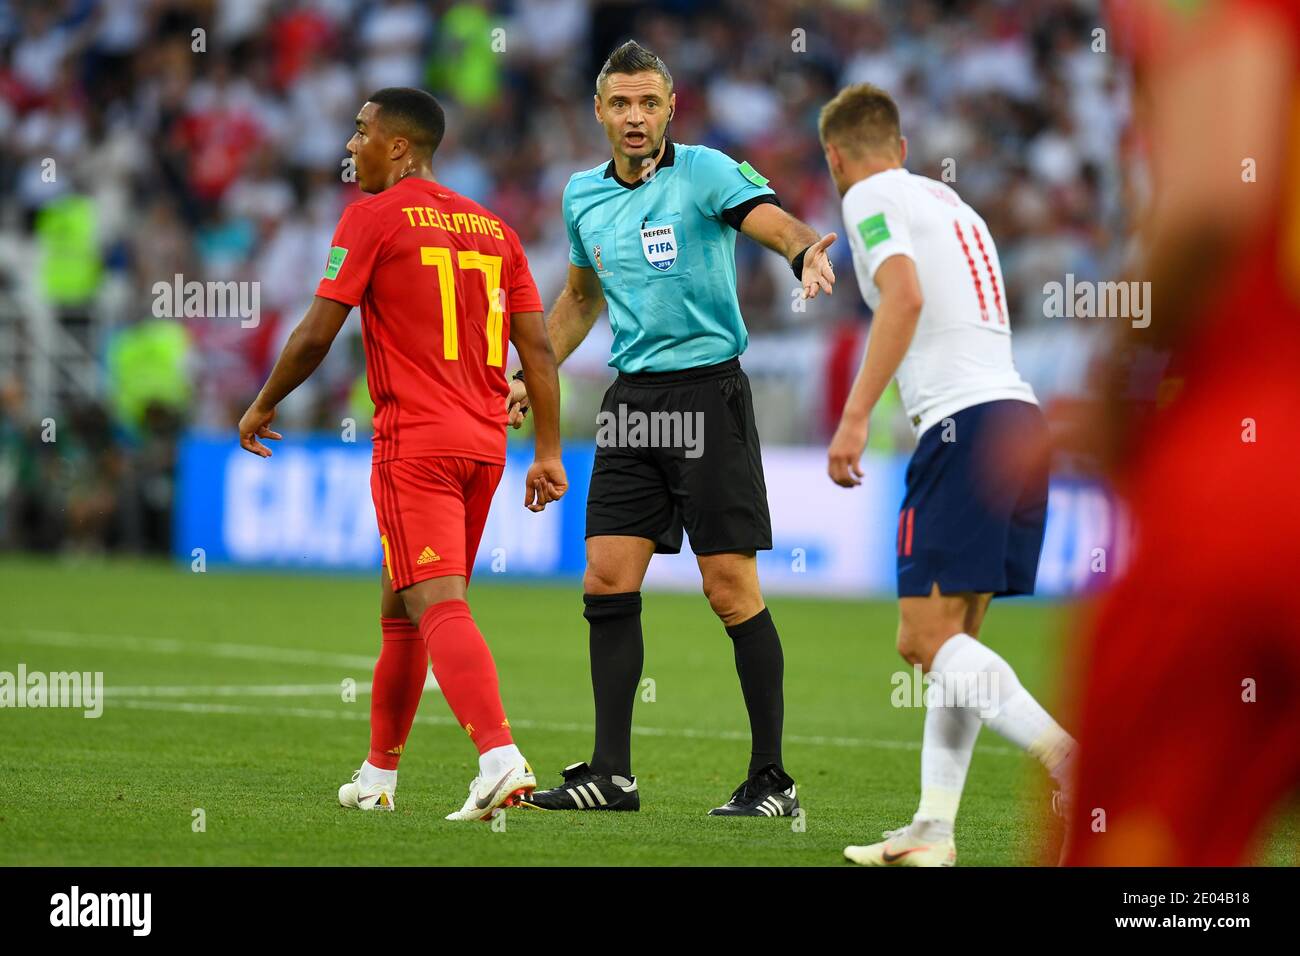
[
  {"left": 690, "top": 146, "right": 777, "bottom": 222},
  {"left": 563, "top": 178, "right": 590, "bottom": 269},
  {"left": 842, "top": 179, "right": 915, "bottom": 285},
  {"left": 315, "top": 204, "right": 386, "bottom": 306},
  {"left": 506, "top": 229, "right": 544, "bottom": 314}
]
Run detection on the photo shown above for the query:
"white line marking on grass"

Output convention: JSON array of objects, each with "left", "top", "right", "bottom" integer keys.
[
  {"left": 4, "top": 628, "right": 378, "bottom": 670},
  {"left": 111, "top": 683, "right": 361, "bottom": 698},
  {"left": 8, "top": 628, "right": 1014, "bottom": 757},
  {"left": 105, "top": 676, "right": 438, "bottom": 698},
  {"left": 112, "top": 698, "right": 1018, "bottom": 757},
  {"left": 117, "top": 700, "right": 382, "bottom": 720}
]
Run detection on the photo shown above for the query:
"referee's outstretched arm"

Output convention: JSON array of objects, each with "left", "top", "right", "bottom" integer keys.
[{"left": 735, "top": 203, "right": 838, "bottom": 300}]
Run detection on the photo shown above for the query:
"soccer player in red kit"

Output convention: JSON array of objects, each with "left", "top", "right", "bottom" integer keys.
[
  {"left": 1063, "top": 0, "right": 1300, "bottom": 864},
  {"left": 237, "top": 88, "right": 567, "bottom": 821}
]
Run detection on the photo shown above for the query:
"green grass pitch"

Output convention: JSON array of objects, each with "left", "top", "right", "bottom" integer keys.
[{"left": 1, "top": 557, "right": 1295, "bottom": 866}]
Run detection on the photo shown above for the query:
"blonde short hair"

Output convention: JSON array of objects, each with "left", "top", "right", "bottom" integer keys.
[{"left": 818, "top": 83, "right": 902, "bottom": 158}]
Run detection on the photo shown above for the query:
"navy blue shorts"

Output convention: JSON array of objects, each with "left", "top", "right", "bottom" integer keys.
[{"left": 897, "top": 400, "right": 1048, "bottom": 598}]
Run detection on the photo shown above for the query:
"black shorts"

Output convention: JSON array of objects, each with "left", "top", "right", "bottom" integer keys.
[{"left": 585, "top": 358, "right": 772, "bottom": 555}]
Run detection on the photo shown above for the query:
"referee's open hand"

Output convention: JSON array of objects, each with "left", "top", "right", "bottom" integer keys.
[
  {"left": 802, "top": 232, "right": 838, "bottom": 300},
  {"left": 525, "top": 457, "right": 568, "bottom": 512},
  {"left": 827, "top": 415, "right": 868, "bottom": 487}
]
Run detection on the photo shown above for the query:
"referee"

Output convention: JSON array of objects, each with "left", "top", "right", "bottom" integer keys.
[{"left": 513, "top": 41, "right": 836, "bottom": 816}]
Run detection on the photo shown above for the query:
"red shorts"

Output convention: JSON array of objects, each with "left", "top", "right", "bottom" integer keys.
[
  {"left": 1065, "top": 371, "right": 1300, "bottom": 865},
  {"left": 371, "top": 456, "right": 504, "bottom": 591}
]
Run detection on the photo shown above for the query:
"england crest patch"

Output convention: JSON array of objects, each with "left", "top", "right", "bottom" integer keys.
[{"left": 640, "top": 223, "right": 677, "bottom": 271}]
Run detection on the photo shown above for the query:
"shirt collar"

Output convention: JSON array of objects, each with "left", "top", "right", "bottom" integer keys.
[{"left": 604, "top": 138, "right": 675, "bottom": 190}]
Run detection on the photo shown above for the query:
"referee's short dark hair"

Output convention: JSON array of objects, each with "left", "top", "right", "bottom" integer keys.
[
  {"left": 367, "top": 87, "right": 446, "bottom": 157},
  {"left": 596, "top": 40, "right": 673, "bottom": 95}
]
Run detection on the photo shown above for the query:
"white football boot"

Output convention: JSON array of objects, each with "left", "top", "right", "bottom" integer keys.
[
  {"left": 338, "top": 767, "right": 396, "bottom": 811},
  {"left": 444, "top": 761, "right": 536, "bottom": 822},
  {"left": 845, "top": 824, "right": 957, "bottom": 867}
]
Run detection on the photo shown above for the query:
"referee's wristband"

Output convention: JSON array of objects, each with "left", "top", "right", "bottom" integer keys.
[
  {"left": 511, "top": 369, "right": 525, "bottom": 383},
  {"left": 790, "top": 245, "right": 811, "bottom": 281}
]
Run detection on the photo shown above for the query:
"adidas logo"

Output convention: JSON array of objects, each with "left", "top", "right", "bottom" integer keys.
[
  {"left": 416, "top": 547, "right": 440, "bottom": 565},
  {"left": 567, "top": 783, "right": 610, "bottom": 808}
]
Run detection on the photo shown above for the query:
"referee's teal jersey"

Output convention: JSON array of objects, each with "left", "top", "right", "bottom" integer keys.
[{"left": 562, "top": 140, "right": 778, "bottom": 373}]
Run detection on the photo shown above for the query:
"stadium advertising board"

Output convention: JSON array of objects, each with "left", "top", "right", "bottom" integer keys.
[{"left": 175, "top": 435, "right": 1123, "bottom": 597}]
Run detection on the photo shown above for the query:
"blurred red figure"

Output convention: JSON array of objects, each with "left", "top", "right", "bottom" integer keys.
[{"left": 1065, "top": 0, "right": 1300, "bottom": 865}]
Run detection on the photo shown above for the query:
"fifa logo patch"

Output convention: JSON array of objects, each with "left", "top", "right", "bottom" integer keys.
[
  {"left": 593, "top": 243, "right": 604, "bottom": 271},
  {"left": 640, "top": 223, "right": 677, "bottom": 271}
]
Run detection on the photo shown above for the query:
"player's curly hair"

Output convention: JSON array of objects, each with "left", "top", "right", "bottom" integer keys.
[{"left": 596, "top": 40, "right": 673, "bottom": 96}]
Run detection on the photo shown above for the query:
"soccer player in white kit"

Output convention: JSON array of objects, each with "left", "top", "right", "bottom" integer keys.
[{"left": 818, "top": 84, "right": 1076, "bottom": 866}]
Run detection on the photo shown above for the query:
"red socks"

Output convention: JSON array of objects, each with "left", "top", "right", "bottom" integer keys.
[
  {"left": 369, "top": 602, "right": 514, "bottom": 766},
  {"left": 418, "top": 599, "right": 514, "bottom": 754},
  {"left": 367, "top": 617, "right": 429, "bottom": 770}
]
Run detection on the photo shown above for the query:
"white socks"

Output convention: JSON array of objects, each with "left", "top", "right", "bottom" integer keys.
[
  {"left": 914, "top": 670, "right": 982, "bottom": 838},
  {"left": 359, "top": 747, "right": 527, "bottom": 791},
  {"left": 913, "top": 633, "right": 1076, "bottom": 838},
  {"left": 359, "top": 759, "right": 397, "bottom": 790},
  {"left": 479, "top": 743, "right": 526, "bottom": 780},
  {"left": 935, "top": 633, "right": 1075, "bottom": 781}
]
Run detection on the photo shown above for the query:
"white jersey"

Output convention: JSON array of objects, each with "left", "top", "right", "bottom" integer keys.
[{"left": 842, "top": 167, "right": 1037, "bottom": 438}]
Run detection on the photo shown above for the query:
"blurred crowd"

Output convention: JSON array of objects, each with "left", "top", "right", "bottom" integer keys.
[{"left": 0, "top": 0, "right": 1127, "bottom": 554}]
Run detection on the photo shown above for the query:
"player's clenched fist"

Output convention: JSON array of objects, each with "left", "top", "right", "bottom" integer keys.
[
  {"left": 238, "top": 402, "right": 283, "bottom": 458},
  {"left": 827, "top": 415, "right": 868, "bottom": 487},
  {"left": 524, "top": 457, "right": 568, "bottom": 512}
]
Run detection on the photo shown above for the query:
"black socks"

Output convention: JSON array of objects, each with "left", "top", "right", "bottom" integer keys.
[
  {"left": 585, "top": 593, "right": 785, "bottom": 781},
  {"left": 726, "top": 608, "right": 785, "bottom": 776},
  {"left": 585, "top": 591, "right": 643, "bottom": 778}
]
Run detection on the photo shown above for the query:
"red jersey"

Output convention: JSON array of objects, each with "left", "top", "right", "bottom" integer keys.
[
  {"left": 1110, "top": 0, "right": 1300, "bottom": 392},
  {"left": 315, "top": 176, "right": 543, "bottom": 464},
  {"left": 1064, "top": 1, "right": 1300, "bottom": 866}
]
